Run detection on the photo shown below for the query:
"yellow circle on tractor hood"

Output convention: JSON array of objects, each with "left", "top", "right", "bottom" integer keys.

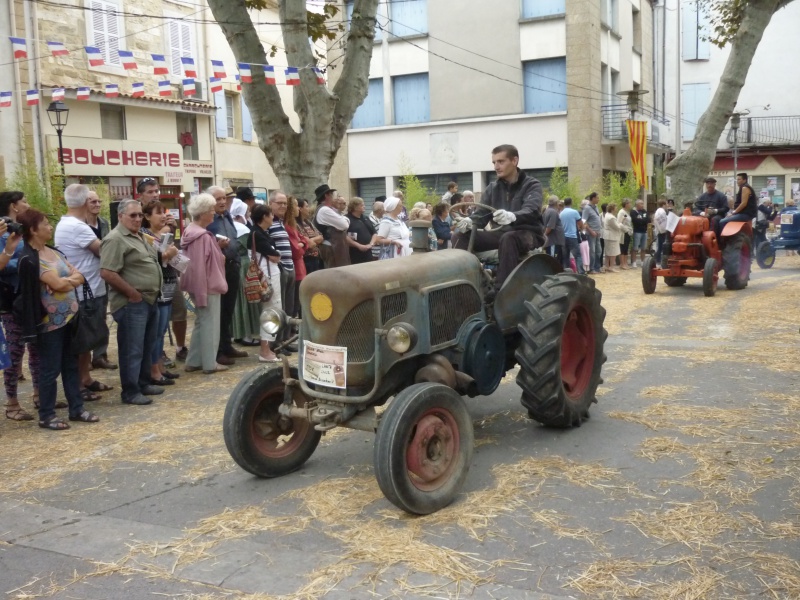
[{"left": 310, "top": 292, "right": 333, "bottom": 321}]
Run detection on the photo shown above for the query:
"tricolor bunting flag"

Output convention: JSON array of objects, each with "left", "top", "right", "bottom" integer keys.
[
  {"left": 284, "top": 67, "right": 299, "bottom": 86},
  {"left": 626, "top": 120, "right": 648, "bottom": 188},
  {"left": 264, "top": 66, "right": 275, "bottom": 85},
  {"left": 238, "top": 63, "right": 252, "bottom": 83},
  {"left": 26, "top": 90, "right": 39, "bottom": 106},
  {"left": 151, "top": 54, "right": 169, "bottom": 75},
  {"left": 85, "top": 46, "right": 104, "bottom": 66},
  {"left": 118, "top": 50, "right": 137, "bottom": 70},
  {"left": 77, "top": 87, "right": 90, "bottom": 100},
  {"left": 131, "top": 82, "right": 145, "bottom": 97},
  {"left": 158, "top": 80, "right": 171, "bottom": 97},
  {"left": 313, "top": 68, "right": 325, "bottom": 85},
  {"left": 211, "top": 60, "right": 226, "bottom": 78},
  {"left": 51, "top": 88, "right": 65, "bottom": 101},
  {"left": 209, "top": 77, "right": 222, "bottom": 94},
  {"left": 182, "top": 78, "right": 196, "bottom": 96},
  {"left": 181, "top": 56, "right": 197, "bottom": 78},
  {"left": 234, "top": 74, "right": 241, "bottom": 91},
  {"left": 47, "top": 41, "right": 69, "bottom": 56},
  {"left": 105, "top": 83, "right": 119, "bottom": 98},
  {"left": 0, "top": 91, "right": 12, "bottom": 108},
  {"left": 9, "top": 37, "right": 26, "bottom": 59}
]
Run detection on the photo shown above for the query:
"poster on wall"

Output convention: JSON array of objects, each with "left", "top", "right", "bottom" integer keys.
[
  {"left": 766, "top": 177, "right": 778, "bottom": 191},
  {"left": 792, "top": 183, "right": 800, "bottom": 202}
]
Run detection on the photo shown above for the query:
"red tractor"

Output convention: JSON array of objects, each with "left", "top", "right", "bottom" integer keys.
[{"left": 642, "top": 208, "right": 752, "bottom": 297}]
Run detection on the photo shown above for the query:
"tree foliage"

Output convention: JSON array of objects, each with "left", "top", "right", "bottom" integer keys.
[
  {"left": 546, "top": 166, "right": 583, "bottom": 203},
  {"left": 603, "top": 171, "right": 641, "bottom": 208},
  {"left": 700, "top": 0, "right": 794, "bottom": 47}
]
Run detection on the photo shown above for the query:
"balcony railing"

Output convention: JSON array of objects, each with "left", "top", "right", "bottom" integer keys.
[
  {"left": 726, "top": 116, "right": 800, "bottom": 146},
  {"left": 601, "top": 103, "right": 670, "bottom": 140}
]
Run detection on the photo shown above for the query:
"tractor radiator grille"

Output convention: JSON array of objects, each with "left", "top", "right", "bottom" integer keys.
[
  {"left": 428, "top": 284, "right": 482, "bottom": 346},
  {"left": 335, "top": 300, "right": 375, "bottom": 363},
  {"left": 380, "top": 292, "right": 407, "bottom": 324}
]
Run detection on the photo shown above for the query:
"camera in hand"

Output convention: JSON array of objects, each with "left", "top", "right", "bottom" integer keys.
[{"left": 1, "top": 217, "right": 23, "bottom": 235}]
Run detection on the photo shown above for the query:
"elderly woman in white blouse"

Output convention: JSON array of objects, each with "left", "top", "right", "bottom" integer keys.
[{"left": 375, "top": 196, "right": 411, "bottom": 258}]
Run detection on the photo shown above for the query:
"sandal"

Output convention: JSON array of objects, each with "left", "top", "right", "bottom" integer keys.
[
  {"left": 69, "top": 411, "right": 99, "bottom": 423},
  {"left": 33, "top": 397, "right": 67, "bottom": 410},
  {"left": 85, "top": 380, "right": 113, "bottom": 392},
  {"left": 80, "top": 389, "right": 102, "bottom": 402},
  {"left": 151, "top": 377, "right": 175, "bottom": 386},
  {"left": 5, "top": 406, "right": 34, "bottom": 421},
  {"left": 39, "top": 417, "right": 70, "bottom": 430}
]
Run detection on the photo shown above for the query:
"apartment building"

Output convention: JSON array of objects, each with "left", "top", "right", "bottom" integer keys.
[
  {"left": 657, "top": 0, "right": 800, "bottom": 206},
  {"left": 335, "top": 0, "right": 658, "bottom": 205}
]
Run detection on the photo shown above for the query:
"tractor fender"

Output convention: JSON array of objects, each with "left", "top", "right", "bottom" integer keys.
[
  {"left": 494, "top": 253, "right": 563, "bottom": 332},
  {"left": 721, "top": 220, "right": 751, "bottom": 238}
]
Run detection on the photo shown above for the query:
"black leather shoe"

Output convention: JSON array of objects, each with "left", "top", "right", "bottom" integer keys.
[
  {"left": 140, "top": 385, "right": 164, "bottom": 396},
  {"left": 216, "top": 354, "right": 235, "bottom": 366},
  {"left": 163, "top": 371, "right": 180, "bottom": 380},
  {"left": 122, "top": 394, "right": 153, "bottom": 405},
  {"left": 224, "top": 348, "right": 249, "bottom": 359}
]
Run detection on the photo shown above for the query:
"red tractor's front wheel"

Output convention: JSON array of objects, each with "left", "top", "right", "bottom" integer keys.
[
  {"left": 515, "top": 274, "right": 607, "bottom": 428},
  {"left": 641, "top": 256, "right": 658, "bottom": 294}
]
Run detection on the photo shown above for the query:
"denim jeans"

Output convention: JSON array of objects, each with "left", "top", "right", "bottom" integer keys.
[
  {"left": 113, "top": 300, "right": 158, "bottom": 401},
  {"left": 588, "top": 235, "right": 602, "bottom": 272},
  {"left": 564, "top": 237, "right": 584, "bottom": 273},
  {"left": 655, "top": 232, "right": 667, "bottom": 263},
  {"left": 37, "top": 324, "right": 84, "bottom": 422},
  {"left": 150, "top": 302, "right": 173, "bottom": 365},
  {"left": 719, "top": 213, "right": 752, "bottom": 227}
]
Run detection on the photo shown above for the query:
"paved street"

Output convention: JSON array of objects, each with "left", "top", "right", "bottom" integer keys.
[{"left": 1, "top": 257, "right": 799, "bottom": 600}]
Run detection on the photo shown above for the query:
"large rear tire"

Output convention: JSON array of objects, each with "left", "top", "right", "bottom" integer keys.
[
  {"left": 641, "top": 255, "right": 657, "bottom": 294},
  {"left": 722, "top": 232, "right": 752, "bottom": 290},
  {"left": 702, "top": 257, "right": 718, "bottom": 297},
  {"left": 756, "top": 241, "right": 775, "bottom": 269},
  {"left": 374, "top": 383, "right": 473, "bottom": 515},
  {"left": 515, "top": 274, "right": 607, "bottom": 428},
  {"left": 223, "top": 367, "right": 321, "bottom": 478}
]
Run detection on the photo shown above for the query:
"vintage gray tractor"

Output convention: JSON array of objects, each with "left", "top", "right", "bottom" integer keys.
[{"left": 223, "top": 204, "right": 607, "bottom": 514}]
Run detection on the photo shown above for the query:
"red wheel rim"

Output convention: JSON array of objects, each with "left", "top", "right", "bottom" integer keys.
[
  {"left": 560, "top": 306, "right": 596, "bottom": 399},
  {"left": 406, "top": 408, "right": 460, "bottom": 492},
  {"left": 249, "top": 388, "right": 313, "bottom": 458}
]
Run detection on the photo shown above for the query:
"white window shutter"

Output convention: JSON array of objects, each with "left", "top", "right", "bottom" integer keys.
[
  {"left": 241, "top": 97, "right": 252, "bottom": 142},
  {"left": 169, "top": 21, "right": 182, "bottom": 76},
  {"left": 90, "top": 1, "right": 108, "bottom": 60},
  {"left": 105, "top": 2, "right": 121, "bottom": 65},
  {"left": 215, "top": 91, "right": 228, "bottom": 138}
]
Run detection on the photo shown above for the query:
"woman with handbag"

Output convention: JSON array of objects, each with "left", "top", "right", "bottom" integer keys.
[
  {"left": 142, "top": 202, "right": 181, "bottom": 385},
  {"left": 0, "top": 191, "right": 41, "bottom": 421},
  {"left": 15, "top": 209, "right": 99, "bottom": 430},
  {"left": 250, "top": 204, "right": 282, "bottom": 363},
  {"left": 180, "top": 194, "right": 229, "bottom": 375}
]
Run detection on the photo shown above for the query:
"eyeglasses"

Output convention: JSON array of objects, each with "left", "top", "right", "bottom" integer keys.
[
  {"left": 124, "top": 212, "right": 144, "bottom": 219},
  {"left": 140, "top": 177, "right": 157, "bottom": 185}
]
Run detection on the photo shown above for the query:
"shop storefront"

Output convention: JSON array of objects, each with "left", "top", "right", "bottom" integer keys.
[{"left": 709, "top": 153, "right": 800, "bottom": 208}]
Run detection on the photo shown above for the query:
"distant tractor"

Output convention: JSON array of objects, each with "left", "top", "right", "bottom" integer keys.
[
  {"left": 756, "top": 204, "right": 800, "bottom": 269},
  {"left": 642, "top": 208, "right": 752, "bottom": 297}
]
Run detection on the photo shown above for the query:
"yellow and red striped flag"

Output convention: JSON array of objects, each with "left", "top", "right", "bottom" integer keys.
[{"left": 626, "top": 119, "right": 648, "bottom": 188}]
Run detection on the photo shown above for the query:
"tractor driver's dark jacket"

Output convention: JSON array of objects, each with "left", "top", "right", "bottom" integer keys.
[
  {"left": 693, "top": 190, "right": 729, "bottom": 218},
  {"left": 472, "top": 169, "right": 545, "bottom": 241}
]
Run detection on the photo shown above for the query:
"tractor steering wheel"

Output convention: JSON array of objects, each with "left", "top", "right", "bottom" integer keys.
[{"left": 449, "top": 202, "right": 497, "bottom": 253}]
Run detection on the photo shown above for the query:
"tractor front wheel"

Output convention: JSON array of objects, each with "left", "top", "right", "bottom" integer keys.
[
  {"left": 515, "top": 274, "right": 607, "bottom": 428},
  {"left": 703, "top": 257, "right": 718, "bottom": 297},
  {"left": 641, "top": 256, "right": 657, "bottom": 294},
  {"left": 374, "top": 383, "right": 474, "bottom": 515},
  {"left": 756, "top": 241, "right": 775, "bottom": 269},
  {"left": 723, "top": 233, "right": 752, "bottom": 290}
]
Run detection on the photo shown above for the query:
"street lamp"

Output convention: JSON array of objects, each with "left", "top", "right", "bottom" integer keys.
[
  {"left": 729, "top": 111, "right": 744, "bottom": 198},
  {"left": 46, "top": 100, "right": 70, "bottom": 190}
]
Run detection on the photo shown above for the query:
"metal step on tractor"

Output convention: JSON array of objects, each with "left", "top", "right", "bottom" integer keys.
[
  {"left": 223, "top": 203, "right": 607, "bottom": 515},
  {"left": 642, "top": 207, "right": 753, "bottom": 297}
]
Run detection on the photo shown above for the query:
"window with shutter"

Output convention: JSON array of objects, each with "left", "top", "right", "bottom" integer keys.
[
  {"left": 352, "top": 78, "right": 385, "bottom": 128},
  {"left": 214, "top": 90, "right": 228, "bottom": 139},
  {"left": 682, "top": 0, "right": 711, "bottom": 61},
  {"left": 523, "top": 58, "right": 567, "bottom": 114},
  {"left": 166, "top": 16, "right": 195, "bottom": 77},
  {"left": 393, "top": 73, "right": 429, "bottom": 125},
  {"left": 390, "top": 0, "right": 427, "bottom": 37},
  {"left": 100, "top": 104, "right": 126, "bottom": 140},
  {"left": 87, "top": 0, "right": 124, "bottom": 66},
  {"left": 681, "top": 82, "right": 711, "bottom": 140},
  {"left": 241, "top": 97, "right": 252, "bottom": 142},
  {"left": 225, "top": 94, "right": 235, "bottom": 138},
  {"left": 521, "top": 0, "right": 565, "bottom": 19}
]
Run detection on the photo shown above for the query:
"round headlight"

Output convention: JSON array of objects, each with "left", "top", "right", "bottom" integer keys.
[
  {"left": 260, "top": 308, "right": 284, "bottom": 336},
  {"left": 310, "top": 292, "right": 333, "bottom": 322},
  {"left": 387, "top": 324, "right": 417, "bottom": 354}
]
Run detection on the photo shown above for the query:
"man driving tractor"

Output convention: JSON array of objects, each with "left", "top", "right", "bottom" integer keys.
[
  {"left": 693, "top": 177, "right": 729, "bottom": 236},
  {"left": 452, "top": 144, "right": 545, "bottom": 300}
]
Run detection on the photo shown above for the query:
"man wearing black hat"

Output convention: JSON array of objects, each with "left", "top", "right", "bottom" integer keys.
[
  {"left": 693, "top": 177, "right": 730, "bottom": 237},
  {"left": 312, "top": 184, "right": 350, "bottom": 268}
]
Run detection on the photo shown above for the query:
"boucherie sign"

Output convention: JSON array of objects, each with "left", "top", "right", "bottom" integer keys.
[{"left": 46, "top": 136, "right": 203, "bottom": 187}]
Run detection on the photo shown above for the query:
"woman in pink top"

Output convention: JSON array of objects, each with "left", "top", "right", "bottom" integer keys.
[{"left": 180, "top": 193, "right": 228, "bottom": 374}]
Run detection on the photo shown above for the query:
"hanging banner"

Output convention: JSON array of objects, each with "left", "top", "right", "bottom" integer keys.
[{"left": 626, "top": 119, "right": 648, "bottom": 188}]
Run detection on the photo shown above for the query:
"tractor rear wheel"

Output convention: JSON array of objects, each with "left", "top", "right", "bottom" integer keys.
[
  {"left": 703, "top": 257, "right": 718, "bottom": 297},
  {"left": 756, "top": 241, "right": 775, "bottom": 269},
  {"left": 515, "top": 274, "right": 607, "bottom": 428},
  {"left": 641, "top": 256, "right": 657, "bottom": 294},
  {"left": 722, "top": 232, "right": 752, "bottom": 290},
  {"left": 664, "top": 276, "right": 687, "bottom": 287}
]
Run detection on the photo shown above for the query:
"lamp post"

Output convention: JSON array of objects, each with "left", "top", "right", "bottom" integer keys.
[
  {"left": 46, "top": 100, "right": 70, "bottom": 191},
  {"left": 730, "top": 112, "right": 741, "bottom": 198}
]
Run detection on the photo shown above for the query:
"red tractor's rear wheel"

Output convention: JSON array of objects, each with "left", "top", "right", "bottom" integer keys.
[
  {"left": 722, "top": 232, "right": 752, "bottom": 290},
  {"left": 515, "top": 274, "right": 607, "bottom": 428}
]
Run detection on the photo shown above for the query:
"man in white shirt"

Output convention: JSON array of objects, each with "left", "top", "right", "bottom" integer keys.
[
  {"left": 313, "top": 184, "right": 351, "bottom": 268},
  {"left": 54, "top": 184, "right": 112, "bottom": 400}
]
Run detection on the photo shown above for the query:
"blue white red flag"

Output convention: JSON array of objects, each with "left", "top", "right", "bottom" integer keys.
[
  {"left": 211, "top": 60, "right": 226, "bottom": 78},
  {"left": 105, "top": 83, "right": 119, "bottom": 98},
  {"left": 264, "top": 66, "right": 275, "bottom": 85},
  {"left": 238, "top": 63, "right": 252, "bottom": 83},
  {"left": 47, "top": 41, "right": 69, "bottom": 56},
  {"left": 313, "top": 67, "right": 325, "bottom": 85},
  {"left": 0, "top": 91, "right": 11, "bottom": 108},
  {"left": 77, "top": 87, "right": 90, "bottom": 100},
  {"left": 181, "top": 56, "right": 197, "bottom": 78},
  {"left": 51, "top": 88, "right": 65, "bottom": 101},
  {"left": 131, "top": 82, "right": 145, "bottom": 97},
  {"left": 9, "top": 37, "right": 26, "bottom": 59},
  {"left": 182, "top": 78, "right": 196, "bottom": 96},
  {"left": 118, "top": 50, "right": 137, "bottom": 70},
  {"left": 234, "top": 74, "right": 241, "bottom": 91},
  {"left": 285, "top": 67, "right": 299, "bottom": 86},
  {"left": 158, "top": 80, "right": 171, "bottom": 97},
  {"left": 209, "top": 77, "right": 222, "bottom": 94},
  {"left": 26, "top": 90, "right": 39, "bottom": 106},
  {"left": 85, "top": 46, "right": 104, "bottom": 66},
  {"left": 151, "top": 54, "right": 168, "bottom": 75}
]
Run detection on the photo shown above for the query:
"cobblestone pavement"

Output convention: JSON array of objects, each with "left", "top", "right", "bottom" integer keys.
[{"left": 1, "top": 256, "right": 799, "bottom": 599}]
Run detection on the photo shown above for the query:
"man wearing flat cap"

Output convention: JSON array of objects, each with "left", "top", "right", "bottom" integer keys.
[
  {"left": 312, "top": 184, "right": 350, "bottom": 268},
  {"left": 693, "top": 177, "right": 729, "bottom": 237}
]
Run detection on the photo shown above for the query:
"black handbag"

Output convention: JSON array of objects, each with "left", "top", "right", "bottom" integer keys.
[{"left": 70, "top": 283, "right": 109, "bottom": 355}]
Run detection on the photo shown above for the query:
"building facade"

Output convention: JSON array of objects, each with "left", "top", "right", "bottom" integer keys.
[{"left": 336, "top": 0, "right": 657, "bottom": 206}]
